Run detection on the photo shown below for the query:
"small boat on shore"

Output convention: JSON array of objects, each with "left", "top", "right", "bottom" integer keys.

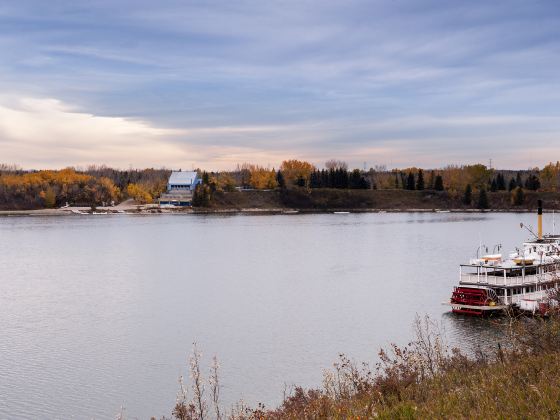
[{"left": 446, "top": 200, "right": 560, "bottom": 316}]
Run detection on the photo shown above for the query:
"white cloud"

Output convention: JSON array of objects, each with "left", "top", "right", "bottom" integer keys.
[
  {"left": 0, "top": 96, "right": 317, "bottom": 170},
  {"left": 0, "top": 96, "right": 192, "bottom": 168}
]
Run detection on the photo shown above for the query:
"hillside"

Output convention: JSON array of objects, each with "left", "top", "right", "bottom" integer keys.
[{"left": 204, "top": 189, "right": 560, "bottom": 212}]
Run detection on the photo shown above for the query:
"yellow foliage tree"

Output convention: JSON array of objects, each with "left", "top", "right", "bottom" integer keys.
[
  {"left": 127, "top": 183, "right": 153, "bottom": 204},
  {"left": 249, "top": 166, "right": 278, "bottom": 189},
  {"left": 280, "top": 160, "right": 315, "bottom": 186},
  {"left": 540, "top": 162, "right": 560, "bottom": 191}
]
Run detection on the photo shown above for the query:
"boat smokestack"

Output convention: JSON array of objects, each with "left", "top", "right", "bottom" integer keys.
[{"left": 538, "top": 199, "right": 543, "bottom": 240}]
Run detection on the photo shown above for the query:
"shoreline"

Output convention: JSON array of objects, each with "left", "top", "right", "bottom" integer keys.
[{"left": 0, "top": 207, "right": 552, "bottom": 217}]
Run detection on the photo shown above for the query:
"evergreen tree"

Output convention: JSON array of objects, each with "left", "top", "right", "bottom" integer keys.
[
  {"left": 295, "top": 175, "right": 306, "bottom": 187},
  {"left": 508, "top": 178, "right": 517, "bottom": 191},
  {"left": 340, "top": 169, "right": 349, "bottom": 188},
  {"left": 321, "top": 169, "right": 329, "bottom": 188},
  {"left": 309, "top": 171, "right": 321, "bottom": 188},
  {"left": 496, "top": 173, "right": 506, "bottom": 190},
  {"left": 524, "top": 174, "right": 540, "bottom": 191},
  {"left": 428, "top": 170, "right": 435, "bottom": 190},
  {"left": 490, "top": 178, "right": 498, "bottom": 192},
  {"left": 349, "top": 169, "right": 362, "bottom": 189},
  {"left": 394, "top": 174, "right": 399, "bottom": 189},
  {"left": 516, "top": 172, "right": 523, "bottom": 189},
  {"left": 276, "top": 170, "right": 286, "bottom": 189},
  {"left": 406, "top": 172, "right": 415, "bottom": 190},
  {"left": 359, "top": 176, "right": 371, "bottom": 189},
  {"left": 400, "top": 172, "right": 407, "bottom": 189},
  {"left": 463, "top": 184, "right": 473, "bottom": 205},
  {"left": 192, "top": 184, "right": 211, "bottom": 207},
  {"left": 511, "top": 186, "right": 525, "bottom": 206},
  {"left": 434, "top": 175, "right": 444, "bottom": 191},
  {"left": 416, "top": 169, "right": 425, "bottom": 190},
  {"left": 328, "top": 169, "right": 336, "bottom": 188},
  {"left": 477, "top": 188, "right": 489, "bottom": 209}
]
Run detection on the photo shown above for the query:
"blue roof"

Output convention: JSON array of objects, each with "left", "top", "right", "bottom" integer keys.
[{"left": 168, "top": 171, "right": 198, "bottom": 185}]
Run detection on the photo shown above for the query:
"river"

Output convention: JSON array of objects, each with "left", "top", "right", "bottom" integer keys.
[{"left": 0, "top": 212, "right": 549, "bottom": 419}]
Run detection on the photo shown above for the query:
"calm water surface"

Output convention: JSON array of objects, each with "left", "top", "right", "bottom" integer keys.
[{"left": 0, "top": 212, "right": 548, "bottom": 419}]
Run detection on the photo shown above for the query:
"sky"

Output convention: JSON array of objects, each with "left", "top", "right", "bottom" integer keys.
[{"left": 0, "top": 0, "right": 559, "bottom": 170}]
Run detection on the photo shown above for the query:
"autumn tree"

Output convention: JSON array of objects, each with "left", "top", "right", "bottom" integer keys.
[
  {"left": 41, "top": 187, "right": 56, "bottom": 208},
  {"left": 466, "top": 164, "right": 492, "bottom": 189},
  {"left": 248, "top": 166, "right": 278, "bottom": 189},
  {"left": 127, "top": 183, "right": 152, "bottom": 204},
  {"left": 511, "top": 186, "right": 525, "bottom": 206},
  {"left": 216, "top": 173, "right": 236, "bottom": 192},
  {"left": 280, "top": 160, "right": 315, "bottom": 187},
  {"left": 540, "top": 162, "right": 559, "bottom": 191}
]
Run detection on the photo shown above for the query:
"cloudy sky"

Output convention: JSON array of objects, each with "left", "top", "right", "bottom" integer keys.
[{"left": 0, "top": 0, "right": 559, "bottom": 170}]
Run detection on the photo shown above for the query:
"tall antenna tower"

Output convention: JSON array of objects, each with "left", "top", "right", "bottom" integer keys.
[{"left": 488, "top": 158, "right": 493, "bottom": 169}]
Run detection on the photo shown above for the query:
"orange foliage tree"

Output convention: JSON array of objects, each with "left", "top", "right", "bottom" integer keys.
[
  {"left": 248, "top": 165, "right": 278, "bottom": 189},
  {"left": 280, "top": 160, "right": 315, "bottom": 186}
]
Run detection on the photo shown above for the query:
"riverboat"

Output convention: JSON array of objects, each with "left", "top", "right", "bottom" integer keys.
[{"left": 447, "top": 200, "right": 560, "bottom": 316}]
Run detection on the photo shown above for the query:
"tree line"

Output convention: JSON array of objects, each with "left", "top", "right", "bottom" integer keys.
[
  {"left": 3, "top": 160, "right": 560, "bottom": 209},
  {"left": 0, "top": 165, "right": 170, "bottom": 209}
]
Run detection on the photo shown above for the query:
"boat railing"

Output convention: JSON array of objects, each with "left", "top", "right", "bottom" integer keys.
[{"left": 460, "top": 271, "right": 558, "bottom": 286}]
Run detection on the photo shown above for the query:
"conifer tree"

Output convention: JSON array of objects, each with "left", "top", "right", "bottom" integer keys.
[
  {"left": 416, "top": 169, "right": 425, "bottom": 190},
  {"left": 516, "top": 172, "right": 523, "bottom": 188},
  {"left": 276, "top": 170, "right": 286, "bottom": 189},
  {"left": 463, "top": 184, "right": 472, "bottom": 205},
  {"left": 496, "top": 173, "right": 506, "bottom": 190},
  {"left": 349, "top": 169, "right": 362, "bottom": 189},
  {"left": 400, "top": 172, "right": 407, "bottom": 189},
  {"left": 406, "top": 172, "right": 415, "bottom": 190},
  {"left": 524, "top": 174, "right": 540, "bottom": 191},
  {"left": 477, "top": 188, "right": 489, "bottom": 209},
  {"left": 490, "top": 178, "right": 497, "bottom": 192},
  {"left": 434, "top": 175, "right": 444, "bottom": 191},
  {"left": 428, "top": 170, "right": 435, "bottom": 190},
  {"left": 508, "top": 178, "right": 516, "bottom": 191}
]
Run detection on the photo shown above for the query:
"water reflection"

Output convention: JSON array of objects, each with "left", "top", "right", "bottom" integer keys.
[{"left": 443, "top": 312, "right": 510, "bottom": 355}]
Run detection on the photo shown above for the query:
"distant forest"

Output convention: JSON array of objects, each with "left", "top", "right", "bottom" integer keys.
[{"left": 1, "top": 160, "right": 560, "bottom": 210}]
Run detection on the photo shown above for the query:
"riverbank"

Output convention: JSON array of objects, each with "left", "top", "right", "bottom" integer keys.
[{"left": 2, "top": 188, "right": 559, "bottom": 216}]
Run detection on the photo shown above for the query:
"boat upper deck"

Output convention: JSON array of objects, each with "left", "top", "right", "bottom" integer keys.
[{"left": 460, "top": 235, "right": 560, "bottom": 287}]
